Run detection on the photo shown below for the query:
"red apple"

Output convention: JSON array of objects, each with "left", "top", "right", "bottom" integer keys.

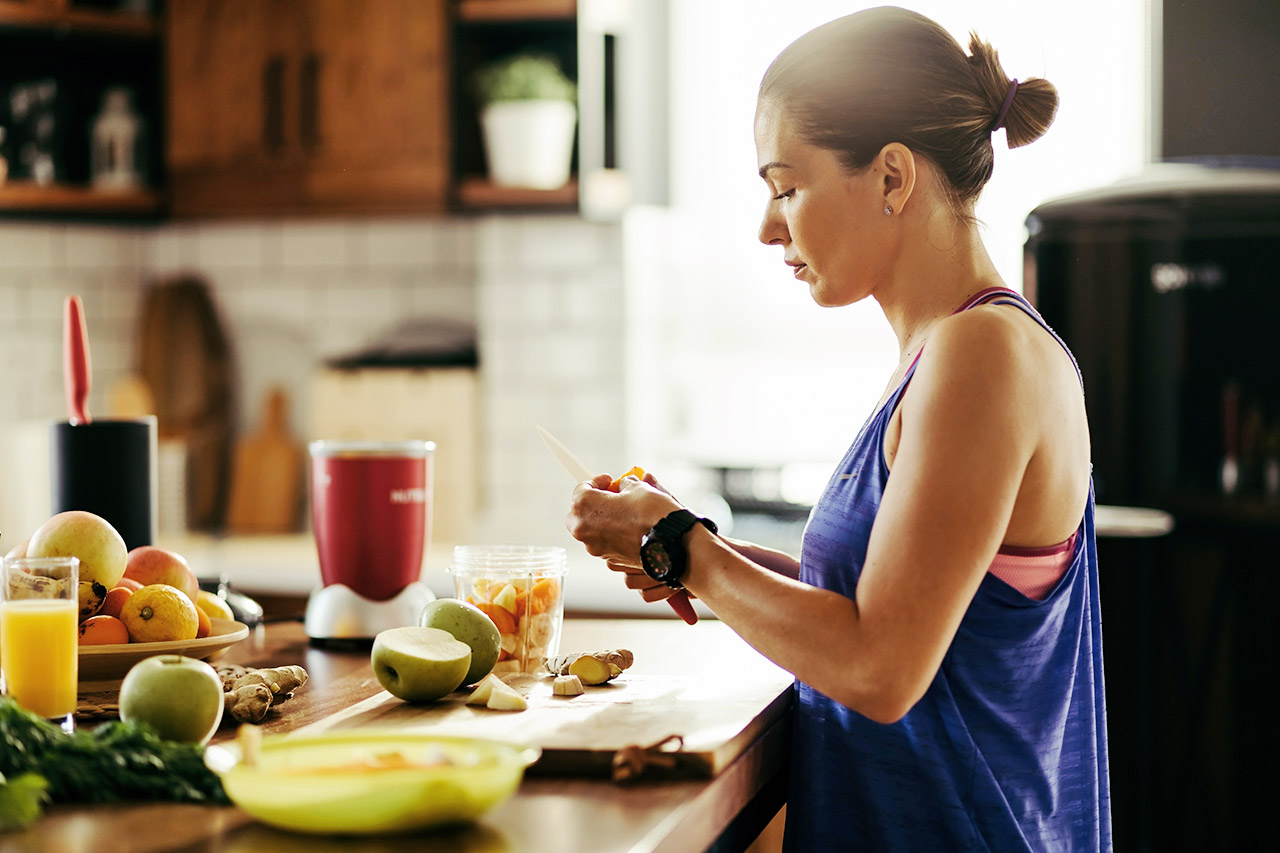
[{"left": 123, "top": 546, "right": 199, "bottom": 604}]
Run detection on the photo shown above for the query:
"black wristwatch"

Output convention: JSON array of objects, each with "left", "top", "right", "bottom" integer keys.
[{"left": 639, "top": 509, "right": 718, "bottom": 589}]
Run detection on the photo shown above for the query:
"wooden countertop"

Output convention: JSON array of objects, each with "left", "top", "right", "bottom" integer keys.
[{"left": 10, "top": 619, "right": 793, "bottom": 853}]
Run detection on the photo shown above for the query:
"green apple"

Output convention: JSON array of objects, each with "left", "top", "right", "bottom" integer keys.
[
  {"left": 119, "top": 655, "right": 225, "bottom": 745},
  {"left": 371, "top": 627, "right": 472, "bottom": 703},
  {"left": 418, "top": 598, "right": 501, "bottom": 686}
]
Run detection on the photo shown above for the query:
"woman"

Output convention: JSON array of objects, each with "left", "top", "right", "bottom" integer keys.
[{"left": 565, "top": 7, "right": 1110, "bottom": 851}]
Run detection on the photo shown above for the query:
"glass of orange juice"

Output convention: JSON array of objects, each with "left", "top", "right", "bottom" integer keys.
[{"left": 1, "top": 555, "right": 80, "bottom": 730}]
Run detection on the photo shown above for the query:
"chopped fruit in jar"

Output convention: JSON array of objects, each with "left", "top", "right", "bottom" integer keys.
[
  {"left": 529, "top": 578, "right": 560, "bottom": 614},
  {"left": 493, "top": 583, "right": 518, "bottom": 614},
  {"left": 475, "top": 602, "right": 516, "bottom": 635},
  {"left": 469, "top": 578, "right": 496, "bottom": 603},
  {"left": 529, "top": 613, "right": 554, "bottom": 648}
]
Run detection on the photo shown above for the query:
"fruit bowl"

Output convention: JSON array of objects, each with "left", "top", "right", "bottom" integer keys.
[
  {"left": 204, "top": 731, "right": 540, "bottom": 835},
  {"left": 78, "top": 617, "right": 249, "bottom": 684}
]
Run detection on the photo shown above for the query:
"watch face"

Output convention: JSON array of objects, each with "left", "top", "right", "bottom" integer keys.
[{"left": 640, "top": 535, "right": 675, "bottom": 583}]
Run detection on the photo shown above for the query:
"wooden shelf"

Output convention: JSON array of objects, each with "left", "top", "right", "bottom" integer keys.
[
  {"left": 456, "top": 0, "right": 576, "bottom": 22},
  {"left": 454, "top": 176, "right": 578, "bottom": 210},
  {"left": 0, "top": 6, "right": 158, "bottom": 38},
  {"left": 0, "top": 181, "right": 163, "bottom": 215}
]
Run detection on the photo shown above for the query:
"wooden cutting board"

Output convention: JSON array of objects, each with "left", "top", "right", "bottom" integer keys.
[
  {"left": 225, "top": 387, "right": 304, "bottom": 534},
  {"left": 293, "top": 619, "right": 795, "bottom": 779}
]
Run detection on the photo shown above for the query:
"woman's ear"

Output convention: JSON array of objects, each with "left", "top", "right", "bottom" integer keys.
[{"left": 878, "top": 143, "right": 916, "bottom": 215}]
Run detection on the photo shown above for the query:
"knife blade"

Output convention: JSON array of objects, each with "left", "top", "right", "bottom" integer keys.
[
  {"left": 536, "top": 424, "right": 593, "bottom": 482},
  {"left": 536, "top": 425, "right": 699, "bottom": 625}
]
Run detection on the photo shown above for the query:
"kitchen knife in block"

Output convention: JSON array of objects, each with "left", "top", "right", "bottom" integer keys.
[
  {"left": 536, "top": 425, "right": 699, "bottom": 625},
  {"left": 226, "top": 387, "right": 303, "bottom": 534},
  {"left": 63, "top": 295, "right": 92, "bottom": 424}
]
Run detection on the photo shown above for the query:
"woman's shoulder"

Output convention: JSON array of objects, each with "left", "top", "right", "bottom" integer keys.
[
  {"left": 908, "top": 300, "right": 1078, "bottom": 424},
  {"left": 920, "top": 303, "right": 1041, "bottom": 384}
]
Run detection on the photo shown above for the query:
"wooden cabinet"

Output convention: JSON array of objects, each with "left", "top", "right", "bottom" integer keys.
[
  {"left": 166, "top": 0, "right": 449, "bottom": 217},
  {"left": 0, "top": 0, "right": 163, "bottom": 218}
]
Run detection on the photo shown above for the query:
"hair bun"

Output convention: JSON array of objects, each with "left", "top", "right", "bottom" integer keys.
[{"left": 967, "top": 33, "right": 1058, "bottom": 148}]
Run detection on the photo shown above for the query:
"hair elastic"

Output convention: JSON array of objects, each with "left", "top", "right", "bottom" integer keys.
[{"left": 992, "top": 79, "right": 1019, "bottom": 131}]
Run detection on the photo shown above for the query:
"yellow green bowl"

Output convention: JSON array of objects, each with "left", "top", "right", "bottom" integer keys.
[{"left": 205, "top": 731, "right": 540, "bottom": 835}]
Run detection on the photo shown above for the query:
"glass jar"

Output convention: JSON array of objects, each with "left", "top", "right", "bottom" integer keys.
[{"left": 449, "top": 545, "right": 567, "bottom": 674}]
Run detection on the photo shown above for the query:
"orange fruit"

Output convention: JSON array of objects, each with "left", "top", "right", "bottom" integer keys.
[
  {"left": 101, "top": 585, "right": 133, "bottom": 619},
  {"left": 79, "top": 615, "right": 130, "bottom": 645},
  {"left": 120, "top": 584, "right": 200, "bottom": 643},
  {"left": 195, "top": 604, "right": 212, "bottom": 639},
  {"left": 116, "top": 577, "right": 143, "bottom": 591},
  {"left": 474, "top": 602, "right": 516, "bottom": 635},
  {"left": 195, "top": 589, "right": 234, "bottom": 622},
  {"left": 610, "top": 466, "right": 645, "bottom": 491},
  {"left": 529, "top": 578, "right": 561, "bottom": 614}
]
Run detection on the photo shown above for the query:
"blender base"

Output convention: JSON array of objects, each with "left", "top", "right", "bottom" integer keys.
[{"left": 304, "top": 581, "right": 436, "bottom": 642}]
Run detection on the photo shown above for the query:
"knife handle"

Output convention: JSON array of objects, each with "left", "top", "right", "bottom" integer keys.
[
  {"left": 667, "top": 590, "right": 698, "bottom": 625},
  {"left": 64, "top": 295, "right": 91, "bottom": 424}
]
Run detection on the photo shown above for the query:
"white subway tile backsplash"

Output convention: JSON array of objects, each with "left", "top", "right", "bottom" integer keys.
[
  {"left": 0, "top": 275, "right": 27, "bottom": 327},
  {"left": 364, "top": 220, "right": 437, "bottom": 268},
  {"left": 142, "top": 223, "right": 199, "bottom": 274},
  {"left": 0, "top": 225, "right": 57, "bottom": 269},
  {"left": 280, "top": 222, "right": 353, "bottom": 268},
  {"left": 195, "top": 223, "right": 271, "bottom": 269},
  {"left": 62, "top": 226, "right": 124, "bottom": 269},
  {"left": 2, "top": 214, "right": 627, "bottom": 546}
]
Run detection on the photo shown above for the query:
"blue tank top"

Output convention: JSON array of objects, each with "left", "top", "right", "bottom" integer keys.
[{"left": 784, "top": 289, "right": 1112, "bottom": 852}]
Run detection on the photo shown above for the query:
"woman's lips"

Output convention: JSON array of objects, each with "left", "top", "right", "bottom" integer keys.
[{"left": 791, "top": 263, "right": 807, "bottom": 279}]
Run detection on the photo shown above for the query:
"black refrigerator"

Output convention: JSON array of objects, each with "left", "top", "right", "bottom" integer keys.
[{"left": 1025, "top": 162, "right": 1280, "bottom": 853}]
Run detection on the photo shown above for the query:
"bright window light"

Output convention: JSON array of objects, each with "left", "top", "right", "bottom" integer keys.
[{"left": 629, "top": 1, "right": 1148, "bottom": 500}]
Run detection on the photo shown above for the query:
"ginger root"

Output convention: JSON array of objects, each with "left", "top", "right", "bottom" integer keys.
[
  {"left": 225, "top": 684, "right": 273, "bottom": 723},
  {"left": 544, "top": 649, "right": 634, "bottom": 685},
  {"left": 217, "top": 664, "right": 308, "bottom": 724}
]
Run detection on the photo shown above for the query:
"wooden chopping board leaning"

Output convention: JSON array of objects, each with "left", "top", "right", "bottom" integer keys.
[{"left": 226, "top": 386, "right": 303, "bottom": 534}]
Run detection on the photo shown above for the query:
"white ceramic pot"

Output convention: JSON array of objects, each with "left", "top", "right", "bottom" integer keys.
[{"left": 480, "top": 100, "right": 577, "bottom": 189}]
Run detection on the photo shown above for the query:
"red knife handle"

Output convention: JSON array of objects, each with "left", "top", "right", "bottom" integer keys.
[
  {"left": 64, "top": 295, "right": 91, "bottom": 424},
  {"left": 668, "top": 590, "right": 698, "bottom": 624}
]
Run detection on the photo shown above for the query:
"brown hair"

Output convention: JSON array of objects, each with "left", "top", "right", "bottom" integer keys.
[{"left": 759, "top": 7, "right": 1058, "bottom": 211}]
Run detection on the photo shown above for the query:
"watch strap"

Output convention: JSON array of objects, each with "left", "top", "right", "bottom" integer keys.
[{"left": 644, "top": 509, "right": 718, "bottom": 588}]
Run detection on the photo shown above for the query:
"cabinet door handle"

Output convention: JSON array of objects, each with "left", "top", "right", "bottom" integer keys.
[
  {"left": 300, "top": 52, "right": 321, "bottom": 152},
  {"left": 263, "top": 55, "right": 286, "bottom": 155}
]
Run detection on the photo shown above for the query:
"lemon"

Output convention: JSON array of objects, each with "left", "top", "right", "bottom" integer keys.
[
  {"left": 196, "top": 589, "right": 235, "bottom": 622},
  {"left": 121, "top": 584, "right": 200, "bottom": 643}
]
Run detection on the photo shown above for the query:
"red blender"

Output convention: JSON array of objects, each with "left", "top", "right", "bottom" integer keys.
[{"left": 304, "top": 440, "right": 437, "bottom": 641}]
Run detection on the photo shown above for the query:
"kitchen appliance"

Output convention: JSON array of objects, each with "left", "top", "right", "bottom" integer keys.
[
  {"left": 304, "top": 440, "right": 436, "bottom": 642},
  {"left": 1025, "top": 161, "right": 1280, "bottom": 851}
]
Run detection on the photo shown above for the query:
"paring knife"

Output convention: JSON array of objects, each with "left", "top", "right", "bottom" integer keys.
[{"left": 536, "top": 425, "right": 699, "bottom": 625}]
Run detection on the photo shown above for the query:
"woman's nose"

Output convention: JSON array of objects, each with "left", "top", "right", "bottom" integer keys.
[{"left": 758, "top": 205, "right": 787, "bottom": 246}]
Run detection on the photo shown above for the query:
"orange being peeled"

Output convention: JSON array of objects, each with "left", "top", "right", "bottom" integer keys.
[
  {"left": 610, "top": 466, "right": 645, "bottom": 491},
  {"left": 79, "top": 615, "right": 130, "bottom": 645},
  {"left": 120, "top": 584, "right": 200, "bottom": 643}
]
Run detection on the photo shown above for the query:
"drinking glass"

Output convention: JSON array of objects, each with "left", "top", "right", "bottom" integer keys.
[{"left": 1, "top": 556, "right": 80, "bottom": 730}]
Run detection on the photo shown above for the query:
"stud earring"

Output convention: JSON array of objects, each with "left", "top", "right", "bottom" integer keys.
[{"left": 884, "top": 204, "right": 893, "bottom": 216}]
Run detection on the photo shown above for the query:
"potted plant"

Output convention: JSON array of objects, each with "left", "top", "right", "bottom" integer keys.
[{"left": 473, "top": 53, "right": 577, "bottom": 190}]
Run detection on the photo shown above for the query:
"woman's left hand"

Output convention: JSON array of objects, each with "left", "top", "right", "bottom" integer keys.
[{"left": 565, "top": 471, "right": 681, "bottom": 572}]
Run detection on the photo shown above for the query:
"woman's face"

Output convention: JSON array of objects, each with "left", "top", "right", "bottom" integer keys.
[{"left": 754, "top": 100, "right": 890, "bottom": 307}]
